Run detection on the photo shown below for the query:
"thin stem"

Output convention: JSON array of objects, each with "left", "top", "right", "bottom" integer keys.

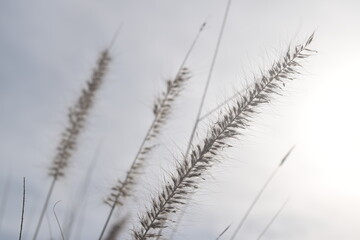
[
  {"left": 53, "top": 201, "right": 65, "bottom": 240},
  {"left": 18, "top": 177, "right": 25, "bottom": 240},
  {"left": 170, "top": 0, "right": 232, "bottom": 238},
  {"left": 99, "top": 115, "right": 158, "bottom": 240},
  {"left": 98, "top": 197, "right": 118, "bottom": 240},
  {"left": 154, "top": 22, "right": 207, "bottom": 240},
  {"left": 64, "top": 142, "right": 102, "bottom": 240},
  {"left": 176, "top": 22, "right": 206, "bottom": 79},
  {"left": 229, "top": 146, "right": 295, "bottom": 240},
  {"left": 184, "top": 0, "right": 232, "bottom": 158},
  {"left": 32, "top": 177, "right": 56, "bottom": 240},
  {"left": 257, "top": 199, "right": 289, "bottom": 240},
  {"left": 199, "top": 92, "right": 239, "bottom": 122},
  {"left": 229, "top": 168, "right": 279, "bottom": 240},
  {"left": 215, "top": 224, "right": 231, "bottom": 240},
  {"left": 46, "top": 213, "right": 54, "bottom": 240},
  {"left": 101, "top": 74, "right": 180, "bottom": 237}
]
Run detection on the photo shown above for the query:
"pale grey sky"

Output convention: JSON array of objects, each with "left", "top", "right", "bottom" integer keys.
[{"left": 0, "top": 0, "right": 359, "bottom": 239}]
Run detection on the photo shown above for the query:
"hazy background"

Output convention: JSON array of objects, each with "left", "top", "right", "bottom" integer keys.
[{"left": 0, "top": 0, "right": 359, "bottom": 239}]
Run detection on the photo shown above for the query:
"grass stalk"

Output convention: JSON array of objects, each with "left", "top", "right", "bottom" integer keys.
[
  {"left": 257, "top": 198, "right": 289, "bottom": 240},
  {"left": 53, "top": 201, "right": 64, "bottom": 240},
  {"left": 215, "top": 224, "right": 231, "bottom": 240},
  {"left": 229, "top": 146, "right": 295, "bottom": 240},
  {"left": 32, "top": 177, "right": 56, "bottom": 240},
  {"left": 63, "top": 142, "right": 102, "bottom": 240}
]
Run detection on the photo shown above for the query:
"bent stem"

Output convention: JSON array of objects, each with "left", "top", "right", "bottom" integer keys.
[{"left": 53, "top": 201, "right": 65, "bottom": 240}]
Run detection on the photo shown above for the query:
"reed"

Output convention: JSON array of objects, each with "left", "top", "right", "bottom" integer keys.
[{"left": 132, "top": 33, "right": 315, "bottom": 240}]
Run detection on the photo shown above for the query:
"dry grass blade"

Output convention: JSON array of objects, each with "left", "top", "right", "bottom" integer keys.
[
  {"left": 229, "top": 145, "right": 296, "bottom": 240},
  {"left": 132, "top": 33, "right": 315, "bottom": 240}
]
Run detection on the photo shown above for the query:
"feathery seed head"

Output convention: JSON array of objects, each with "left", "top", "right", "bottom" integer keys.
[
  {"left": 49, "top": 50, "right": 111, "bottom": 179},
  {"left": 132, "top": 34, "right": 315, "bottom": 240}
]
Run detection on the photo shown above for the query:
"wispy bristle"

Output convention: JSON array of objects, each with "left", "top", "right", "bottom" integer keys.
[
  {"left": 48, "top": 50, "right": 111, "bottom": 179},
  {"left": 132, "top": 34, "right": 315, "bottom": 240}
]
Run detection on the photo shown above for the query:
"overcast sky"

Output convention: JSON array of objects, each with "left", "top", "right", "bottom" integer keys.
[{"left": 1, "top": 0, "right": 360, "bottom": 239}]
